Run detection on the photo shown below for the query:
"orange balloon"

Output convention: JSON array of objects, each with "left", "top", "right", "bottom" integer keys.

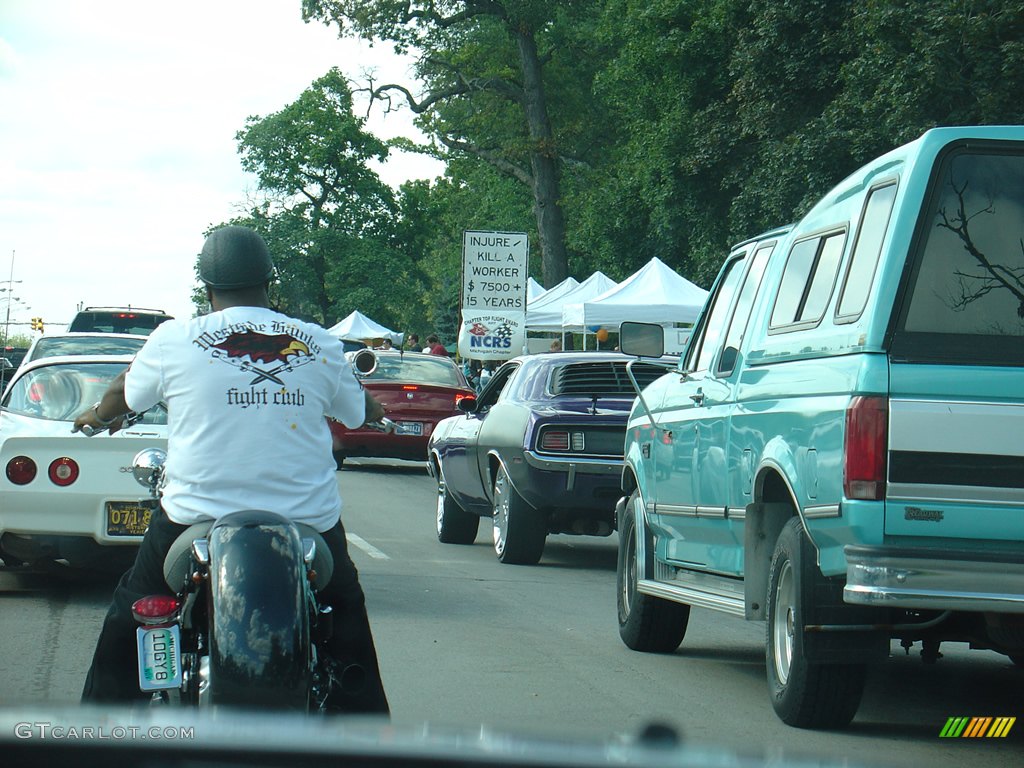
[{"left": 596, "top": 329, "right": 609, "bottom": 342}]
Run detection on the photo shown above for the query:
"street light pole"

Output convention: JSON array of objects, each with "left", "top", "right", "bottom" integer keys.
[{"left": 3, "top": 250, "right": 13, "bottom": 347}]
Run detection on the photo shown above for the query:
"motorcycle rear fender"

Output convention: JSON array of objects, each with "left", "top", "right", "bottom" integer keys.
[{"left": 206, "top": 510, "right": 313, "bottom": 710}]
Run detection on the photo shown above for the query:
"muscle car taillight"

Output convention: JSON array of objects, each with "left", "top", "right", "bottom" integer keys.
[
  {"left": 540, "top": 430, "right": 586, "bottom": 452},
  {"left": 541, "top": 431, "right": 569, "bottom": 450}
]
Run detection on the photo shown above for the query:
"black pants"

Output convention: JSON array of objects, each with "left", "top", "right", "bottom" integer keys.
[{"left": 81, "top": 506, "right": 389, "bottom": 714}]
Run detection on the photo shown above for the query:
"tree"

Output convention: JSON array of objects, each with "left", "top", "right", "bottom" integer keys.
[
  {"left": 390, "top": 156, "right": 535, "bottom": 341},
  {"left": 581, "top": 0, "right": 749, "bottom": 285},
  {"left": 583, "top": 0, "right": 1024, "bottom": 290},
  {"left": 302, "top": 0, "right": 605, "bottom": 289},
  {"left": 229, "top": 68, "right": 407, "bottom": 327}
]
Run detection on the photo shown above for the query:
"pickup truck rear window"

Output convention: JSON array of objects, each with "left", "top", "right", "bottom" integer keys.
[{"left": 894, "top": 144, "right": 1024, "bottom": 365}]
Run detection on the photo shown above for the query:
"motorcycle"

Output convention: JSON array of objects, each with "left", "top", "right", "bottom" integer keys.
[{"left": 89, "top": 414, "right": 395, "bottom": 710}]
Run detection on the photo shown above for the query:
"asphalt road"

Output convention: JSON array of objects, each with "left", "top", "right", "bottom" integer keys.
[{"left": 0, "top": 458, "right": 1021, "bottom": 768}]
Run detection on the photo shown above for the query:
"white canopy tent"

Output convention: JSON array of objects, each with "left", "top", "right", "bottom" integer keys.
[
  {"left": 524, "top": 275, "right": 580, "bottom": 329},
  {"left": 525, "top": 272, "right": 617, "bottom": 331},
  {"left": 327, "top": 311, "right": 404, "bottom": 344},
  {"left": 562, "top": 257, "right": 708, "bottom": 330},
  {"left": 527, "top": 276, "right": 546, "bottom": 301}
]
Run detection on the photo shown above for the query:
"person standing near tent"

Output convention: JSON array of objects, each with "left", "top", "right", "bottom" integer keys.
[{"left": 425, "top": 334, "right": 449, "bottom": 356}]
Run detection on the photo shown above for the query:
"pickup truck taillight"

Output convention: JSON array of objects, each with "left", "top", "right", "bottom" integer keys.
[{"left": 844, "top": 396, "right": 888, "bottom": 501}]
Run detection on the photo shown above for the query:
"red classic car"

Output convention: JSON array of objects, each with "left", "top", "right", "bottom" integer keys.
[{"left": 330, "top": 351, "right": 475, "bottom": 467}]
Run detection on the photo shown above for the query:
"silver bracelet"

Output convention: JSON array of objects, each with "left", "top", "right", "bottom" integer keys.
[{"left": 91, "top": 402, "right": 119, "bottom": 426}]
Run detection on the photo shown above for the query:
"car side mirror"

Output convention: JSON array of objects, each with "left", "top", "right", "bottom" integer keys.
[
  {"left": 457, "top": 394, "right": 478, "bottom": 414},
  {"left": 620, "top": 321, "right": 664, "bottom": 358}
]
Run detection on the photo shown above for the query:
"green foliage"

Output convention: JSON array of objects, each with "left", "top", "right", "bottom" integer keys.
[
  {"left": 576, "top": 0, "right": 1024, "bottom": 288},
  {"left": 2, "top": 332, "right": 32, "bottom": 349},
  {"left": 210, "top": 68, "right": 415, "bottom": 328},
  {"left": 402, "top": 157, "right": 535, "bottom": 341},
  {"left": 303, "top": 0, "right": 615, "bottom": 287},
  {"left": 200, "top": 1, "right": 1024, "bottom": 329}
]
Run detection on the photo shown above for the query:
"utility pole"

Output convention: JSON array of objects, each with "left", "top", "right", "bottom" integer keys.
[{"left": 3, "top": 250, "right": 13, "bottom": 347}]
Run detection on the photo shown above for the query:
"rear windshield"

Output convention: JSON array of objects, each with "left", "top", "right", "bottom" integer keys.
[
  {"left": 549, "top": 361, "right": 664, "bottom": 396},
  {"left": 28, "top": 335, "right": 147, "bottom": 361},
  {"left": 366, "top": 355, "right": 466, "bottom": 388},
  {"left": 894, "top": 144, "right": 1024, "bottom": 364},
  {"left": 68, "top": 311, "right": 172, "bottom": 335},
  {"left": 2, "top": 362, "right": 167, "bottom": 424}
]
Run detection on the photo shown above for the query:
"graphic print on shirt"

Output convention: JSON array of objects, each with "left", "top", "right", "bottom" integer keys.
[{"left": 192, "top": 321, "right": 322, "bottom": 409}]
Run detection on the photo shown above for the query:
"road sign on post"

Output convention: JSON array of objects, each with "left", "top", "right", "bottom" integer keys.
[
  {"left": 461, "top": 230, "right": 529, "bottom": 311},
  {"left": 459, "top": 230, "right": 529, "bottom": 360}
]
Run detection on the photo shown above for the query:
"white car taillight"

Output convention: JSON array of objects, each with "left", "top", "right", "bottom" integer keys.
[
  {"left": 48, "top": 457, "right": 80, "bottom": 486},
  {"left": 6, "top": 456, "right": 37, "bottom": 485}
]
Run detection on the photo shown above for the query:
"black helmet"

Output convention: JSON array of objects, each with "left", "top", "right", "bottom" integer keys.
[{"left": 198, "top": 226, "right": 275, "bottom": 290}]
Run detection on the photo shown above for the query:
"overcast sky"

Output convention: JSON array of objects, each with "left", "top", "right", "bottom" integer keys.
[{"left": 0, "top": 0, "right": 442, "bottom": 335}]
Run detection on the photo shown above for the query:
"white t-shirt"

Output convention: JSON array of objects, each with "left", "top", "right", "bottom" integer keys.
[{"left": 124, "top": 306, "right": 365, "bottom": 531}]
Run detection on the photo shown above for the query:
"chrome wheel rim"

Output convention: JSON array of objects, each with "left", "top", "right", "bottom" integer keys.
[
  {"left": 621, "top": 523, "right": 636, "bottom": 619},
  {"left": 772, "top": 559, "right": 795, "bottom": 685},
  {"left": 492, "top": 471, "right": 509, "bottom": 555},
  {"left": 435, "top": 478, "right": 447, "bottom": 535}
]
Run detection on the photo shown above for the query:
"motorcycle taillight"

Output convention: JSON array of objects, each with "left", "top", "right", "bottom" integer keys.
[{"left": 132, "top": 595, "right": 180, "bottom": 625}]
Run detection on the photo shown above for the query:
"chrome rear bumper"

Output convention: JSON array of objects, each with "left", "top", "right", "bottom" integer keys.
[{"left": 844, "top": 545, "right": 1024, "bottom": 614}]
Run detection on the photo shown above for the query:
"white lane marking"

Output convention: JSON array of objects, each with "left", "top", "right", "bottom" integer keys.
[{"left": 346, "top": 533, "right": 389, "bottom": 560}]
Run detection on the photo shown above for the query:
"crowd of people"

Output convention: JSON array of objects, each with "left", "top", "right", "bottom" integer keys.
[
  {"left": 372, "top": 330, "right": 570, "bottom": 393},
  {"left": 372, "top": 333, "right": 449, "bottom": 355}
]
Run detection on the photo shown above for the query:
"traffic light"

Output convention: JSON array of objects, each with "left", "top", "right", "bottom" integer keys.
[{"left": 30, "top": 317, "right": 43, "bottom": 332}]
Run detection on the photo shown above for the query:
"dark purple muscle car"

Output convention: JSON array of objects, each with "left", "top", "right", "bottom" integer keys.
[{"left": 427, "top": 352, "right": 665, "bottom": 564}]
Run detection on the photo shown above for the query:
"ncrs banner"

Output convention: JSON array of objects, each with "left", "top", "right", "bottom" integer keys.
[{"left": 457, "top": 230, "right": 528, "bottom": 360}]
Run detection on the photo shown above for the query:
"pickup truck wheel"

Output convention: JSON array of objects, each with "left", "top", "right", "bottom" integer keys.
[
  {"left": 617, "top": 492, "right": 689, "bottom": 652},
  {"left": 492, "top": 465, "right": 546, "bottom": 565},
  {"left": 766, "top": 517, "right": 866, "bottom": 729},
  {"left": 436, "top": 467, "right": 479, "bottom": 544}
]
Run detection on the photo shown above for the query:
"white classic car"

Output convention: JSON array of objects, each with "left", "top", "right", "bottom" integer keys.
[{"left": 0, "top": 354, "right": 167, "bottom": 569}]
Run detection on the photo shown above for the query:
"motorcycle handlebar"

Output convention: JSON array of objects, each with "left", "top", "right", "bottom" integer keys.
[
  {"left": 364, "top": 416, "right": 397, "bottom": 434},
  {"left": 77, "top": 411, "right": 145, "bottom": 437}
]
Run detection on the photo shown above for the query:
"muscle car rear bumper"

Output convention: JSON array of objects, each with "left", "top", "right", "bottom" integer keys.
[
  {"left": 522, "top": 451, "right": 622, "bottom": 476},
  {"left": 517, "top": 451, "right": 622, "bottom": 516}
]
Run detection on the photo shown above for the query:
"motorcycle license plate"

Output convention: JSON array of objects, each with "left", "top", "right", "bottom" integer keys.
[
  {"left": 396, "top": 421, "right": 423, "bottom": 436},
  {"left": 136, "top": 624, "right": 182, "bottom": 692},
  {"left": 106, "top": 501, "right": 155, "bottom": 536}
]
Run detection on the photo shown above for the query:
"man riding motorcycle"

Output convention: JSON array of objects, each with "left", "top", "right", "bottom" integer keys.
[{"left": 74, "top": 225, "right": 390, "bottom": 713}]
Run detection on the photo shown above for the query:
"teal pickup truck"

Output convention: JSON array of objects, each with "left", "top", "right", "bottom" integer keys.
[{"left": 617, "top": 126, "right": 1024, "bottom": 729}]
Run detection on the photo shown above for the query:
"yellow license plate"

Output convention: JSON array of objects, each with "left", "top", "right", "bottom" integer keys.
[{"left": 106, "top": 501, "right": 155, "bottom": 536}]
